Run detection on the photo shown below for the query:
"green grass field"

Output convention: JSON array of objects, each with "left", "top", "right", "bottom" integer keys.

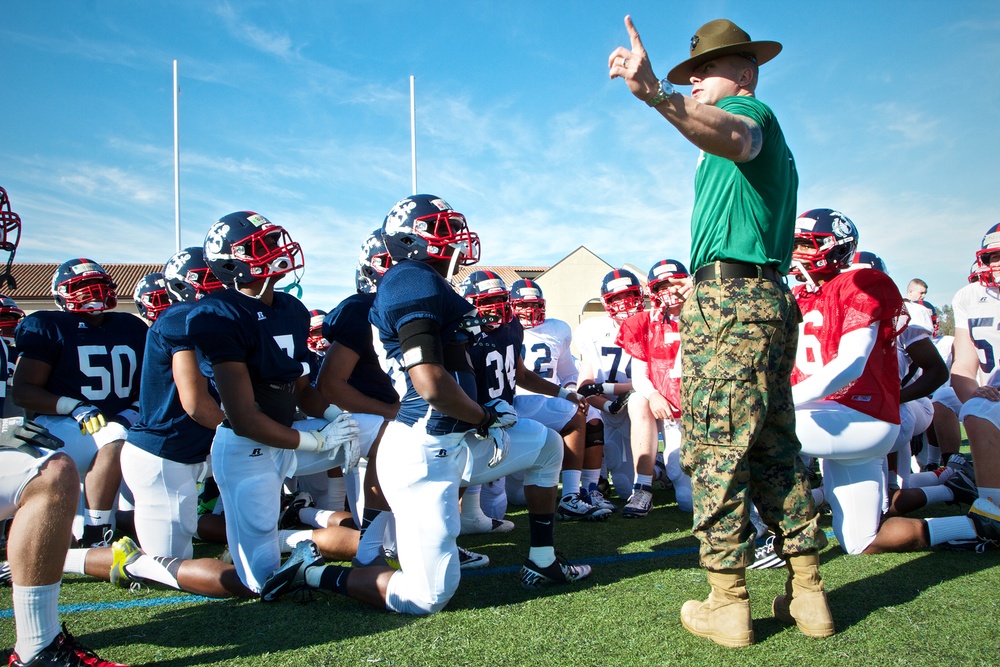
[{"left": 3, "top": 481, "right": 999, "bottom": 667}]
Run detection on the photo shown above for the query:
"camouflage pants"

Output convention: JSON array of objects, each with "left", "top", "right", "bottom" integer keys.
[{"left": 679, "top": 273, "right": 825, "bottom": 570}]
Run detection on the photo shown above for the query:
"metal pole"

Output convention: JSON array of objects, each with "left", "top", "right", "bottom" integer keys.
[
  {"left": 173, "top": 60, "right": 181, "bottom": 253},
  {"left": 410, "top": 75, "right": 417, "bottom": 195}
]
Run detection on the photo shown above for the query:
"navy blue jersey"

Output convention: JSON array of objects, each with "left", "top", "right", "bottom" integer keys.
[
  {"left": 370, "top": 261, "right": 478, "bottom": 435},
  {"left": 186, "top": 290, "right": 310, "bottom": 427},
  {"left": 16, "top": 310, "right": 147, "bottom": 414},
  {"left": 128, "top": 302, "right": 218, "bottom": 464},
  {"left": 0, "top": 338, "right": 9, "bottom": 414},
  {"left": 470, "top": 320, "right": 524, "bottom": 404},
  {"left": 324, "top": 293, "right": 398, "bottom": 405},
  {"left": 307, "top": 350, "right": 324, "bottom": 386}
]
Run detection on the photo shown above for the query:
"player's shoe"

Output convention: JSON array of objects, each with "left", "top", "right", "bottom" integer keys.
[
  {"left": 458, "top": 546, "right": 490, "bottom": 570},
  {"left": 945, "top": 453, "right": 976, "bottom": 482},
  {"left": 622, "top": 488, "right": 653, "bottom": 519},
  {"left": 557, "top": 493, "right": 612, "bottom": 521},
  {"left": 0, "top": 560, "right": 10, "bottom": 586},
  {"left": 260, "top": 539, "right": 324, "bottom": 602},
  {"left": 519, "top": 553, "right": 592, "bottom": 589},
  {"left": 9, "top": 623, "right": 129, "bottom": 666},
  {"left": 79, "top": 524, "right": 114, "bottom": 549},
  {"left": 585, "top": 484, "right": 617, "bottom": 513},
  {"left": 652, "top": 456, "right": 671, "bottom": 490},
  {"left": 278, "top": 491, "right": 315, "bottom": 530},
  {"left": 747, "top": 534, "right": 785, "bottom": 570},
  {"left": 970, "top": 497, "right": 1000, "bottom": 539},
  {"left": 109, "top": 537, "right": 143, "bottom": 590},
  {"left": 382, "top": 548, "right": 401, "bottom": 571},
  {"left": 460, "top": 514, "right": 515, "bottom": 535},
  {"left": 945, "top": 468, "right": 979, "bottom": 505},
  {"left": 596, "top": 476, "right": 611, "bottom": 497}
]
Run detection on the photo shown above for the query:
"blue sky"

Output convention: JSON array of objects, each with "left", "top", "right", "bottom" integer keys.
[{"left": 3, "top": 1, "right": 998, "bottom": 312}]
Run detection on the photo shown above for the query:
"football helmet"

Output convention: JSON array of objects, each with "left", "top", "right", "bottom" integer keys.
[
  {"left": 163, "top": 246, "right": 225, "bottom": 303},
  {"left": 975, "top": 222, "right": 1000, "bottom": 288},
  {"left": 790, "top": 209, "right": 858, "bottom": 276},
  {"left": 0, "top": 294, "right": 24, "bottom": 344},
  {"left": 0, "top": 187, "right": 21, "bottom": 290},
  {"left": 600, "top": 269, "right": 644, "bottom": 321},
  {"left": 308, "top": 309, "right": 330, "bottom": 353},
  {"left": 646, "top": 259, "right": 690, "bottom": 309},
  {"left": 510, "top": 279, "right": 546, "bottom": 328},
  {"left": 133, "top": 272, "right": 170, "bottom": 323},
  {"left": 203, "top": 211, "right": 304, "bottom": 287},
  {"left": 458, "top": 270, "right": 512, "bottom": 329},
  {"left": 356, "top": 229, "right": 393, "bottom": 294},
  {"left": 51, "top": 259, "right": 118, "bottom": 313},
  {"left": 381, "top": 194, "right": 480, "bottom": 269},
  {"left": 969, "top": 260, "right": 985, "bottom": 284},
  {"left": 849, "top": 250, "right": 888, "bottom": 274}
]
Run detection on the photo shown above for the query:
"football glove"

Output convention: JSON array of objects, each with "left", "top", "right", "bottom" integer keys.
[
  {"left": 71, "top": 403, "right": 106, "bottom": 435},
  {"left": 576, "top": 383, "right": 603, "bottom": 398},
  {"left": 110, "top": 402, "right": 141, "bottom": 429},
  {"left": 0, "top": 417, "right": 64, "bottom": 457},
  {"left": 483, "top": 426, "right": 511, "bottom": 469},
  {"left": 300, "top": 412, "right": 362, "bottom": 474},
  {"left": 476, "top": 398, "right": 517, "bottom": 437},
  {"left": 604, "top": 389, "right": 635, "bottom": 416}
]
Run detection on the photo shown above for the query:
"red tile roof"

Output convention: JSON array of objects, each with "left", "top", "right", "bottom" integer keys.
[
  {"left": 3, "top": 263, "right": 164, "bottom": 299},
  {"left": 452, "top": 266, "right": 548, "bottom": 286}
]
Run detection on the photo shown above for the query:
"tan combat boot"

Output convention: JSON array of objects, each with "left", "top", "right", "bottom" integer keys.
[
  {"left": 772, "top": 552, "right": 835, "bottom": 638},
  {"left": 680, "top": 569, "right": 754, "bottom": 647}
]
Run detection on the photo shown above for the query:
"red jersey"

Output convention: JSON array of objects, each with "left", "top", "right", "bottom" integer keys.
[
  {"left": 616, "top": 310, "right": 682, "bottom": 417},
  {"left": 791, "top": 268, "right": 906, "bottom": 423}
]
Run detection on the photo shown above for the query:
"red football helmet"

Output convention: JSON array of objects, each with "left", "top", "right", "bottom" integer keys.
[
  {"left": 133, "top": 272, "right": 170, "bottom": 323},
  {"left": 308, "top": 309, "right": 330, "bottom": 353},
  {"left": 0, "top": 293, "right": 24, "bottom": 343},
  {"left": 790, "top": 209, "right": 858, "bottom": 277},
  {"left": 975, "top": 223, "right": 1000, "bottom": 288},
  {"left": 600, "top": 269, "right": 644, "bottom": 322},
  {"left": 510, "top": 279, "right": 545, "bottom": 328},
  {"left": 458, "top": 270, "right": 512, "bottom": 330},
  {"left": 646, "top": 259, "right": 689, "bottom": 309},
  {"left": 51, "top": 259, "right": 118, "bottom": 313}
]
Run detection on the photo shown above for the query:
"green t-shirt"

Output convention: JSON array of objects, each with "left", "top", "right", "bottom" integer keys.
[{"left": 688, "top": 95, "right": 798, "bottom": 274}]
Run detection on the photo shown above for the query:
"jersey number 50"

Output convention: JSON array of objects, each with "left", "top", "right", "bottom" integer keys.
[{"left": 78, "top": 345, "right": 138, "bottom": 401}]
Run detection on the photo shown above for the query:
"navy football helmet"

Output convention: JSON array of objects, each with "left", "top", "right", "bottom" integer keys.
[
  {"left": 133, "top": 272, "right": 170, "bottom": 323},
  {"left": 381, "top": 195, "right": 480, "bottom": 270},
  {"left": 308, "top": 309, "right": 330, "bottom": 353},
  {"left": 163, "top": 246, "right": 225, "bottom": 303},
  {"left": 0, "top": 293, "right": 24, "bottom": 343},
  {"left": 51, "top": 259, "right": 117, "bottom": 313},
  {"left": 975, "top": 222, "right": 1000, "bottom": 288},
  {"left": 600, "top": 269, "right": 644, "bottom": 321},
  {"left": 0, "top": 187, "right": 21, "bottom": 290},
  {"left": 203, "top": 211, "right": 304, "bottom": 287},
  {"left": 356, "top": 229, "right": 393, "bottom": 294},
  {"left": 790, "top": 209, "right": 859, "bottom": 276},
  {"left": 646, "top": 259, "right": 689, "bottom": 309},
  {"left": 510, "top": 279, "right": 545, "bottom": 328},
  {"left": 458, "top": 270, "right": 512, "bottom": 329},
  {"left": 849, "top": 250, "right": 888, "bottom": 274}
]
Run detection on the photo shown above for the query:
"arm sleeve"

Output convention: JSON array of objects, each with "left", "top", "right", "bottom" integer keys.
[{"left": 792, "top": 324, "right": 878, "bottom": 406}]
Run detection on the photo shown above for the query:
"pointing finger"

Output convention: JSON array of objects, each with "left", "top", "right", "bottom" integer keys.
[{"left": 625, "top": 15, "right": 643, "bottom": 51}]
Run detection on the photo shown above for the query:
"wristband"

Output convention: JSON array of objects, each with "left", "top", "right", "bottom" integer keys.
[
  {"left": 323, "top": 404, "right": 343, "bottom": 422},
  {"left": 56, "top": 396, "right": 82, "bottom": 416},
  {"left": 298, "top": 430, "right": 322, "bottom": 451},
  {"left": 557, "top": 387, "right": 573, "bottom": 399},
  {"left": 602, "top": 382, "right": 616, "bottom": 396}
]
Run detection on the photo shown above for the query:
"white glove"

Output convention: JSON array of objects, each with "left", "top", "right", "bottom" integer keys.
[
  {"left": 299, "top": 412, "right": 362, "bottom": 474},
  {"left": 483, "top": 426, "right": 510, "bottom": 469},
  {"left": 480, "top": 398, "right": 517, "bottom": 430}
]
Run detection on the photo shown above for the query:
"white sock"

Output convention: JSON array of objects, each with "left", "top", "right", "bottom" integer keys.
[
  {"left": 979, "top": 488, "right": 1000, "bottom": 505},
  {"left": 811, "top": 487, "right": 826, "bottom": 507},
  {"left": 328, "top": 475, "right": 347, "bottom": 512},
  {"left": 126, "top": 554, "right": 181, "bottom": 589},
  {"left": 63, "top": 548, "right": 89, "bottom": 575},
  {"left": 528, "top": 546, "right": 555, "bottom": 568},
  {"left": 279, "top": 529, "right": 314, "bottom": 552},
  {"left": 581, "top": 468, "right": 600, "bottom": 490},
  {"left": 925, "top": 516, "right": 977, "bottom": 545},
  {"left": 13, "top": 582, "right": 61, "bottom": 662},
  {"left": 922, "top": 485, "right": 954, "bottom": 506},
  {"left": 909, "top": 471, "right": 944, "bottom": 488},
  {"left": 634, "top": 473, "right": 653, "bottom": 488},
  {"left": 356, "top": 511, "right": 392, "bottom": 565},
  {"left": 561, "top": 470, "right": 582, "bottom": 497},
  {"left": 298, "top": 508, "right": 335, "bottom": 529},
  {"left": 84, "top": 508, "right": 113, "bottom": 525}
]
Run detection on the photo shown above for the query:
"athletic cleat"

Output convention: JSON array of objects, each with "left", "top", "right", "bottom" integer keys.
[
  {"left": 652, "top": 456, "right": 671, "bottom": 490},
  {"left": 945, "top": 453, "right": 976, "bottom": 482},
  {"left": 460, "top": 515, "right": 515, "bottom": 535},
  {"left": 970, "top": 497, "right": 1000, "bottom": 540},
  {"left": 596, "top": 476, "right": 611, "bottom": 497},
  {"left": 519, "top": 553, "right": 592, "bottom": 589},
  {"left": 941, "top": 537, "right": 997, "bottom": 553},
  {"left": 458, "top": 546, "right": 490, "bottom": 570},
  {"left": 585, "top": 484, "right": 617, "bottom": 513},
  {"left": 622, "top": 488, "right": 653, "bottom": 518},
  {"left": 109, "top": 537, "right": 143, "bottom": 589},
  {"left": 748, "top": 534, "right": 786, "bottom": 570},
  {"left": 9, "top": 623, "right": 129, "bottom": 666},
  {"left": 557, "top": 493, "right": 612, "bottom": 521},
  {"left": 945, "top": 468, "right": 979, "bottom": 505},
  {"left": 80, "top": 524, "right": 114, "bottom": 549},
  {"left": 260, "top": 539, "right": 324, "bottom": 602},
  {"left": 382, "top": 548, "right": 401, "bottom": 571},
  {"left": 0, "top": 560, "right": 10, "bottom": 586},
  {"left": 278, "top": 491, "right": 315, "bottom": 530}
]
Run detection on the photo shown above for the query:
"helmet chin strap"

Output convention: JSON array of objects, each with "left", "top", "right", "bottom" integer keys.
[
  {"left": 445, "top": 245, "right": 464, "bottom": 284},
  {"left": 791, "top": 258, "right": 820, "bottom": 292}
]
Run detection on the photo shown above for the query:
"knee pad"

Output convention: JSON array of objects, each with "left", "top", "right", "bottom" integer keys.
[{"left": 585, "top": 420, "right": 604, "bottom": 448}]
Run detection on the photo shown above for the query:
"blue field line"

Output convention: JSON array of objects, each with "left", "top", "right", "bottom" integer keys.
[{"left": 1, "top": 531, "right": 837, "bottom": 618}]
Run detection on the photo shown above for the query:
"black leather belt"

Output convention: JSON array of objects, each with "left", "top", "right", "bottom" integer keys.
[{"left": 694, "top": 261, "right": 782, "bottom": 284}]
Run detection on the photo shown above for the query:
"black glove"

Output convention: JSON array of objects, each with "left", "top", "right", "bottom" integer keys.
[
  {"left": 577, "top": 383, "right": 603, "bottom": 398},
  {"left": 605, "top": 389, "right": 635, "bottom": 416},
  {"left": 0, "top": 417, "right": 64, "bottom": 457}
]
